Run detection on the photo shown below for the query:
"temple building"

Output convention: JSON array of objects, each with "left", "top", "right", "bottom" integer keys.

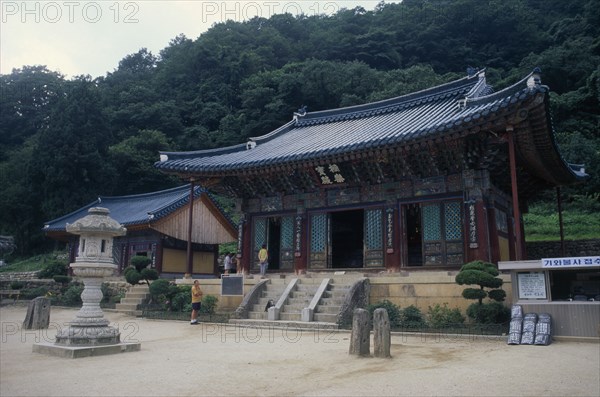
[
  {"left": 44, "top": 185, "right": 237, "bottom": 277},
  {"left": 155, "top": 69, "right": 586, "bottom": 275}
]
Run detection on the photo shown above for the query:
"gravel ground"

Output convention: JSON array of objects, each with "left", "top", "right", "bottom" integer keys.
[{"left": 1, "top": 305, "right": 599, "bottom": 397}]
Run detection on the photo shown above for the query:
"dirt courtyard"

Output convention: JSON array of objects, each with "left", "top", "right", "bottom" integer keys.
[{"left": 1, "top": 305, "right": 598, "bottom": 397}]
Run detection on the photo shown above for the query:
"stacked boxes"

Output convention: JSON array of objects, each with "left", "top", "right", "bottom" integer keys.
[{"left": 507, "top": 305, "right": 552, "bottom": 346}]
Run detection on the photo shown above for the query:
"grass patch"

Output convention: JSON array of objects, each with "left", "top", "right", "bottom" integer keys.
[
  {"left": 0, "top": 252, "right": 67, "bottom": 273},
  {"left": 524, "top": 196, "right": 600, "bottom": 241}
]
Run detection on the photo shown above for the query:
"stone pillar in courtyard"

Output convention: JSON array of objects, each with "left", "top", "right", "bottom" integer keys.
[
  {"left": 33, "top": 207, "right": 140, "bottom": 358},
  {"left": 373, "top": 308, "right": 391, "bottom": 358},
  {"left": 349, "top": 308, "right": 370, "bottom": 357}
]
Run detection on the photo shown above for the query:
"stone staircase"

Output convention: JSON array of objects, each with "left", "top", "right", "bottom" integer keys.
[
  {"left": 231, "top": 275, "right": 363, "bottom": 329},
  {"left": 313, "top": 282, "right": 351, "bottom": 323},
  {"left": 280, "top": 278, "right": 321, "bottom": 321},
  {"left": 114, "top": 284, "right": 149, "bottom": 316},
  {"left": 247, "top": 278, "right": 287, "bottom": 320}
]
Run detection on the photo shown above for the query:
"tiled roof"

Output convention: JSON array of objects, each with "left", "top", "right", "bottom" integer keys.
[
  {"left": 44, "top": 185, "right": 233, "bottom": 232},
  {"left": 155, "top": 69, "right": 586, "bottom": 185}
]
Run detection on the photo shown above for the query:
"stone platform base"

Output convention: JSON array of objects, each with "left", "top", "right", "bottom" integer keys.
[{"left": 32, "top": 341, "right": 141, "bottom": 359}]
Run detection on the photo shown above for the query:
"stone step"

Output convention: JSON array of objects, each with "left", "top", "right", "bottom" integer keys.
[
  {"left": 248, "top": 311, "right": 268, "bottom": 320},
  {"left": 125, "top": 292, "right": 150, "bottom": 298},
  {"left": 280, "top": 312, "right": 301, "bottom": 321},
  {"left": 229, "top": 319, "right": 339, "bottom": 330},
  {"left": 319, "top": 298, "right": 345, "bottom": 305},
  {"left": 313, "top": 313, "right": 338, "bottom": 323},
  {"left": 104, "top": 308, "right": 142, "bottom": 317},
  {"left": 280, "top": 304, "right": 304, "bottom": 312},
  {"left": 289, "top": 290, "right": 315, "bottom": 298},
  {"left": 119, "top": 298, "right": 147, "bottom": 305},
  {"left": 316, "top": 305, "right": 342, "bottom": 314},
  {"left": 115, "top": 303, "right": 140, "bottom": 311}
]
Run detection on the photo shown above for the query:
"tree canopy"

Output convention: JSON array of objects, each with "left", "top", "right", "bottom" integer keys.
[{"left": 1, "top": 0, "right": 598, "bottom": 254}]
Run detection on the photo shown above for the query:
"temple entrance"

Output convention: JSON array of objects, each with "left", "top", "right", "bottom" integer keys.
[
  {"left": 405, "top": 204, "right": 423, "bottom": 266},
  {"left": 331, "top": 210, "right": 364, "bottom": 268},
  {"left": 267, "top": 217, "right": 281, "bottom": 270}
]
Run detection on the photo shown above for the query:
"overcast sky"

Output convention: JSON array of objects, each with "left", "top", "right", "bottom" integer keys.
[{"left": 1, "top": 0, "right": 384, "bottom": 78}]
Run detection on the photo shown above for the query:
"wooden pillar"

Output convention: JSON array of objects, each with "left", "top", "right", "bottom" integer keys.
[
  {"left": 155, "top": 238, "right": 163, "bottom": 274},
  {"left": 506, "top": 126, "right": 524, "bottom": 260},
  {"left": 241, "top": 217, "right": 252, "bottom": 275},
  {"left": 384, "top": 206, "right": 400, "bottom": 272},
  {"left": 294, "top": 213, "right": 307, "bottom": 274},
  {"left": 186, "top": 180, "right": 195, "bottom": 275}
]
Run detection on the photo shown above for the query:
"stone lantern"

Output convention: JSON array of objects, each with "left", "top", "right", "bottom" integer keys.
[{"left": 55, "top": 207, "right": 126, "bottom": 345}]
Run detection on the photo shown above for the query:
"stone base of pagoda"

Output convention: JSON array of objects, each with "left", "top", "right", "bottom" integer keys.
[
  {"left": 33, "top": 340, "right": 140, "bottom": 359},
  {"left": 54, "top": 324, "right": 121, "bottom": 346}
]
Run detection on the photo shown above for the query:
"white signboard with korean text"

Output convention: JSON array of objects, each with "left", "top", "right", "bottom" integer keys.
[
  {"left": 542, "top": 256, "right": 600, "bottom": 268},
  {"left": 517, "top": 272, "right": 547, "bottom": 299}
]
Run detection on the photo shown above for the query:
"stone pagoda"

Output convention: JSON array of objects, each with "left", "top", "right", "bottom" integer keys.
[{"left": 34, "top": 207, "right": 141, "bottom": 358}]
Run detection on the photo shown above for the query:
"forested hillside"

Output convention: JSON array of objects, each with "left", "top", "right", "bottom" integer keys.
[{"left": 1, "top": 0, "right": 599, "bottom": 254}]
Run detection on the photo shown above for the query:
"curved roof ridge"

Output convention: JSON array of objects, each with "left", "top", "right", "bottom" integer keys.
[
  {"left": 464, "top": 69, "right": 540, "bottom": 106},
  {"left": 147, "top": 185, "right": 204, "bottom": 218},
  {"left": 159, "top": 142, "right": 249, "bottom": 161},
  {"left": 248, "top": 120, "right": 296, "bottom": 143},
  {"left": 291, "top": 71, "right": 482, "bottom": 125}
]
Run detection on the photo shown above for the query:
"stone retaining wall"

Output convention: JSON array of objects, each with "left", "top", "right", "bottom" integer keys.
[
  {"left": 526, "top": 239, "right": 600, "bottom": 259},
  {"left": 0, "top": 271, "right": 39, "bottom": 281}
]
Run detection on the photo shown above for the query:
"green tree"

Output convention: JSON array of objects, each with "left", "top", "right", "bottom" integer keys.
[{"left": 455, "top": 260, "right": 506, "bottom": 305}]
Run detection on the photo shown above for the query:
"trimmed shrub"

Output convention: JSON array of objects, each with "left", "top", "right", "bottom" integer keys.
[
  {"left": 171, "top": 285, "right": 192, "bottom": 312},
  {"left": 367, "top": 299, "right": 403, "bottom": 328},
  {"left": 201, "top": 295, "right": 218, "bottom": 314},
  {"left": 37, "top": 259, "right": 68, "bottom": 279},
  {"left": 21, "top": 286, "right": 50, "bottom": 300},
  {"left": 427, "top": 303, "right": 465, "bottom": 328},
  {"left": 9, "top": 281, "right": 25, "bottom": 290},
  {"left": 466, "top": 302, "right": 510, "bottom": 324},
  {"left": 124, "top": 267, "right": 142, "bottom": 285},
  {"left": 140, "top": 268, "right": 159, "bottom": 284},
  {"left": 130, "top": 256, "right": 152, "bottom": 271},
  {"left": 402, "top": 305, "right": 427, "bottom": 329},
  {"left": 60, "top": 283, "right": 84, "bottom": 306}
]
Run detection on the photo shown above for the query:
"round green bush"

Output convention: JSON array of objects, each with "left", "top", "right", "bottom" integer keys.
[
  {"left": 37, "top": 259, "right": 68, "bottom": 279},
  {"left": 466, "top": 302, "right": 510, "bottom": 324},
  {"left": 427, "top": 303, "right": 465, "bottom": 328},
  {"left": 140, "top": 268, "right": 159, "bottom": 282},
  {"left": 130, "top": 256, "right": 152, "bottom": 271},
  {"left": 171, "top": 291, "right": 189, "bottom": 312},
  {"left": 20, "top": 286, "right": 50, "bottom": 300},
  {"left": 368, "top": 299, "right": 402, "bottom": 328},
  {"left": 402, "top": 305, "right": 427, "bottom": 329},
  {"left": 9, "top": 281, "right": 25, "bottom": 290},
  {"left": 124, "top": 269, "right": 142, "bottom": 285},
  {"left": 149, "top": 279, "right": 171, "bottom": 298},
  {"left": 201, "top": 295, "right": 218, "bottom": 314},
  {"left": 61, "top": 283, "right": 84, "bottom": 306}
]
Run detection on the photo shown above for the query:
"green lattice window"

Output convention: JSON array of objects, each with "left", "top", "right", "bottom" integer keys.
[
  {"left": 423, "top": 205, "right": 441, "bottom": 241},
  {"left": 444, "top": 202, "right": 462, "bottom": 240},
  {"left": 281, "top": 216, "right": 294, "bottom": 250},
  {"left": 310, "top": 214, "right": 327, "bottom": 253},
  {"left": 254, "top": 218, "right": 266, "bottom": 250},
  {"left": 365, "top": 209, "right": 383, "bottom": 250}
]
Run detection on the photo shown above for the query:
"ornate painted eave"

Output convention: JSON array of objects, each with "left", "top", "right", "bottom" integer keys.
[{"left": 155, "top": 69, "right": 587, "bottom": 198}]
